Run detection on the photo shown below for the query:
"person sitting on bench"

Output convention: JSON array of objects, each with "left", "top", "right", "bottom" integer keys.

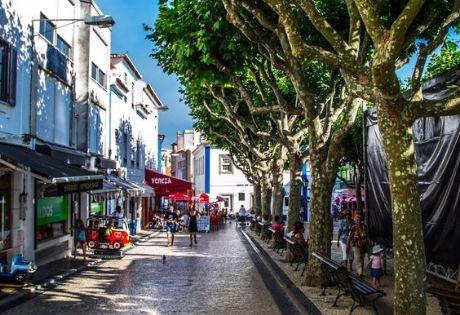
[
  {"left": 292, "top": 221, "right": 308, "bottom": 254},
  {"left": 271, "top": 215, "right": 284, "bottom": 238}
]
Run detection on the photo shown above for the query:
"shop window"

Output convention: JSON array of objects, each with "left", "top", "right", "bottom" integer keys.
[
  {"left": 219, "top": 155, "right": 233, "bottom": 174},
  {"left": 36, "top": 196, "right": 69, "bottom": 242},
  {"left": 0, "top": 38, "right": 17, "bottom": 105},
  {"left": 0, "top": 190, "right": 11, "bottom": 252}
]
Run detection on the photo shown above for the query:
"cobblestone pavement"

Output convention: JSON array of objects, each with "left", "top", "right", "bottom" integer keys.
[{"left": 3, "top": 225, "right": 283, "bottom": 315}]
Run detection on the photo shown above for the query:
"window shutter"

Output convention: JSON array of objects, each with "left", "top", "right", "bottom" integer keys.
[
  {"left": 0, "top": 39, "right": 7, "bottom": 102},
  {"left": 7, "top": 45, "right": 17, "bottom": 106}
]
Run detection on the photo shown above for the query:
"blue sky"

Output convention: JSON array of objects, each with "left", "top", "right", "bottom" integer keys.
[{"left": 98, "top": 0, "right": 193, "bottom": 147}]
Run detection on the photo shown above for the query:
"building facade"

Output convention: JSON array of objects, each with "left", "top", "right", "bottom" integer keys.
[
  {"left": 108, "top": 53, "right": 166, "bottom": 227},
  {"left": 193, "top": 143, "right": 253, "bottom": 212},
  {"left": 0, "top": 0, "right": 166, "bottom": 267}
]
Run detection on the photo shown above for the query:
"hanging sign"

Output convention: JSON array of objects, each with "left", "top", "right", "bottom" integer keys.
[{"left": 57, "top": 179, "right": 103, "bottom": 194}]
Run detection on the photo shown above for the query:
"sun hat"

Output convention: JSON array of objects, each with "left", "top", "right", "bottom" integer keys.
[{"left": 372, "top": 245, "right": 384, "bottom": 254}]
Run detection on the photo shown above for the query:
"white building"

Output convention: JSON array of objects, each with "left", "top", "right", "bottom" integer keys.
[
  {"left": 0, "top": 0, "right": 112, "bottom": 266},
  {"left": 108, "top": 53, "right": 166, "bottom": 227},
  {"left": 171, "top": 129, "right": 201, "bottom": 182},
  {"left": 193, "top": 143, "right": 253, "bottom": 212}
]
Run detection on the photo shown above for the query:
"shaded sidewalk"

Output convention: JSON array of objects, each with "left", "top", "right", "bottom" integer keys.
[{"left": 0, "top": 229, "right": 157, "bottom": 312}]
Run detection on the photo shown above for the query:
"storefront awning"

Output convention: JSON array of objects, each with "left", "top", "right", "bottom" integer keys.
[
  {"left": 0, "top": 143, "right": 103, "bottom": 187},
  {"left": 106, "top": 174, "right": 142, "bottom": 194},
  {"left": 132, "top": 181, "right": 154, "bottom": 196},
  {"left": 89, "top": 180, "right": 121, "bottom": 195},
  {"left": 145, "top": 169, "right": 193, "bottom": 196}
]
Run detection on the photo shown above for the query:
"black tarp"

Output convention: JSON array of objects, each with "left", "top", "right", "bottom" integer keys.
[{"left": 365, "top": 67, "right": 460, "bottom": 269}]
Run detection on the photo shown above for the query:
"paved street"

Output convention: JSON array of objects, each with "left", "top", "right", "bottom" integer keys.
[{"left": 3, "top": 226, "right": 283, "bottom": 315}]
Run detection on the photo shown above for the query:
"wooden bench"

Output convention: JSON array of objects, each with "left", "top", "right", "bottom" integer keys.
[
  {"left": 269, "top": 228, "right": 286, "bottom": 255},
  {"left": 427, "top": 285, "right": 460, "bottom": 314},
  {"left": 260, "top": 223, "right": 272, "bottom": 243},
  {"left": 284, "top": 236, "right": 308, "bottom": 276},
  {"left": 312, "top": 251, "right": 384, "bottom": 315},
  {"left": 255, "top": 221, "right": 263, "bottom": 234}
]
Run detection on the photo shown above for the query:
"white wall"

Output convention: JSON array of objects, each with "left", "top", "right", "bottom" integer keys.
[
  {"left": 0, "top": 1, "right": 33, "bottom": 140},
  {"left": 193, "top": 144, "right": 253, "bottom": 212},
  {"left": 108, "top": 56, "right": 160, "bottom": 182}
]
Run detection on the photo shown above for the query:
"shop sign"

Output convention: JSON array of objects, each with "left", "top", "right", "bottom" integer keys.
[
  {"left": 90, "top": 202, "right": 105, "bottom": 215},
  {"left": 37, "top": 196, "right": 69, "bottom": 226},
  {"left": 57, "top": 179, "right": 103, "bottom": 194}
]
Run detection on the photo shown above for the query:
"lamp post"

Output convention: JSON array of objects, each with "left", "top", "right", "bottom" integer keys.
[{"left": 32, "top": 15, "right": 115, "bottom": 28}]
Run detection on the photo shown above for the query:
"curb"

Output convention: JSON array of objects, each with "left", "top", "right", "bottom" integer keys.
[
  {"left": 0, "top": 230, "right": 160, "bottom": 312},
  {"left": 239, "top": 227, "right": 323, "bottom": 315}
]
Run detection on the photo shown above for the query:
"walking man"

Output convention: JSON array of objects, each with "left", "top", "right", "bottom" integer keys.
[{"left": 165, "top": 206, "right": 178, "bottom": 246}]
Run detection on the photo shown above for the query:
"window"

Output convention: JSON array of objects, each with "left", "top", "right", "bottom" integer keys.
[
  {"left": 56, "top": 35, "right": 70, "bottom": 57},
  {"left": 238, "top": 193, "right": 245, "bottom": 201},
  {"left": 36, "top": 196, "right": 69, "bottom": 242},
  {"left": 91, "top": 62, "right": 106, "bottom": 87},
  {"left": 39, "top": 14, "right": 71, "bottom": 60},
  {"left": 39, "top": 14, "right": 55, "bottom": 43},
  {"left": 91, "top": 62, "right": 97, "bottom": 80},
  {"left": 0, "top": 38, "right": 17, "bottom": 105},
  {"left": 99, "top": 69, "right": 106, "bottom": 86},
  {"left": 219, "top": 155, "right": 233, "bottom": 174},
  {"left": 131, "top": 82, "right": 135, "bottom": 106}
]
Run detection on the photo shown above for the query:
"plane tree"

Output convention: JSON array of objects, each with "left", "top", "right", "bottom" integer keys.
[
  {"left": 222, "top": 0, "right": 460, "bottom": 312},
  {"left": 147, "top": 0, "right": 326, "bottom": 229}
]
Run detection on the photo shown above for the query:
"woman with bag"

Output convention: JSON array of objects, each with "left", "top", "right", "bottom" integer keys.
[{"left": 347, "top": 214, "right": 368, "bottom": 277}]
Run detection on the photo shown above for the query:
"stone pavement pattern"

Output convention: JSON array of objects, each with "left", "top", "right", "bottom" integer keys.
[{"left": 3, "top": 226, "right": 282, "bottom": 315}]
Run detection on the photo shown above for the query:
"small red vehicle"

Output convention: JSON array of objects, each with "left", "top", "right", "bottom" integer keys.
[{"left": 86, "top": 216, "right": 131, "bottom": 250}]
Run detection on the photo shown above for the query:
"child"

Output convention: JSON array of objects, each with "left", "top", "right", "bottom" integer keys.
[
  {"left": 369, "top": 245, "right": 384, "bottom": 289},
  {"left": 73, "top": 219, "right": 87, "bottom": 262}
]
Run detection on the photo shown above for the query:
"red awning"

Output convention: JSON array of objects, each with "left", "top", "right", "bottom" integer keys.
[{"left": 145, "top": 169, "right": 193, "bottom": 196}]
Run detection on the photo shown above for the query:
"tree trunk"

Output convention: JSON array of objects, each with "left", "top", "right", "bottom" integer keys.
[
  {"left": 303, "top": 148, "right": 341, "bottom": 287},
  {"left": 271, "top": 161, "right": 284, "bottom": 219},
  {"left": 287, "top": 153, "right": 302, "bottom": 232},
  {"left": 260, "top": 181, "right": 272, "bottom": 217},
  {"left": 253, "top": 182, "right": 262, "bottom": 216},
  {"left": 379, "top": 109, "right": 426, "bottom": 315}
]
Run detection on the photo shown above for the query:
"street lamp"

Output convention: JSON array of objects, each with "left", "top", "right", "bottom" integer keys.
[{"left": 33, "top": 14, "right": 115, "bottom": 28}]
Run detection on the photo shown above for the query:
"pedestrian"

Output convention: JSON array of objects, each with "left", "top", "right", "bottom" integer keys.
[
  {"left": 112, "top": 205, "right": 124, "bottom": 227},
  {"left": 369, "top": 245, "right": 384, "bottom": 289},
  {"left": 188, "top": 206, "right": 199, "bottom": 247},
  {"left": 337, "top": 210, "right": 354, "bottom": 271},
  {"left": 238, "top": 204, "right": 246, "bottom": 226},
  {"left": 73, "top": 219, "right": 87, "bottom": 262},
  {"left": 347, "top": 214, "right": 368, "bottom": 277},
  {"left": 165, "top": 206, "right": 178, "bottom": 246}
]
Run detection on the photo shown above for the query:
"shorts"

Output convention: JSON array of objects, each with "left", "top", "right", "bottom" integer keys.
[
  {"left": 166, "top": 224, "right": 177, "bottom": 233},
  {"left": 370, "top": 268, "right": 383, "bottom": 278}
]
